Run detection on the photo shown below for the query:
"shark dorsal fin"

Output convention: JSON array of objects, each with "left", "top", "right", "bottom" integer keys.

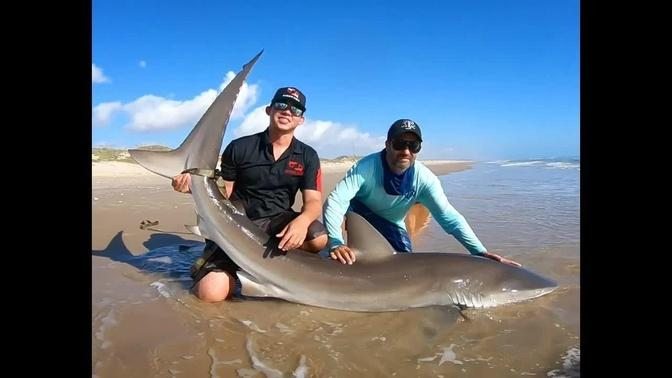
[{"left": 345, "top": 211, "right": 397, "bottom": 262}]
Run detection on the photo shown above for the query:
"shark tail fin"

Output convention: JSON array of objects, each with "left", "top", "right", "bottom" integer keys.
[
  {"left": 128, "top": 50, "right": 264, "bottom": 179},
  {"left": 127, "top": 148, "right": 189, "bottom": 180},
  {"left": 405, "top": 203, "right": 431, "bottom": 240}
]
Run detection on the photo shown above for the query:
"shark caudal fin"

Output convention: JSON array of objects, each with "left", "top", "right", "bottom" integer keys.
[{"left": 128, "top": 50, "right": 264, "bottom": 179}]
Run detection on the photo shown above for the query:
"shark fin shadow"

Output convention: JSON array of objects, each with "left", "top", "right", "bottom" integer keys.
[{"left": 93, "top": 231, "right": 203, "bottom": 290}]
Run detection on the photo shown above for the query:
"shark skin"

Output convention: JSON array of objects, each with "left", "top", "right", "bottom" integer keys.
[{"left": 129, "top": 51, "right": 557, "bottom": 312}]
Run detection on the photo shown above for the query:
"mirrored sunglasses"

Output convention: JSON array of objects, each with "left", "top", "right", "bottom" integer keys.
[{"left": 272, "top": 102, "right": 304, "bottom": 117}]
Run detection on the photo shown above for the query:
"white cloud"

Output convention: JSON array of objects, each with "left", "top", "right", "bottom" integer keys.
[
  {"left": 232, "top": 110, "right": 385, "bottom": 158},
  {"left": 219, "top": 71, "right": 259, "bottom": 119},
  {"left": 92, "top": 102, "right": 123, "bottom": 126},
  {"left": 139, "top": 60, "right": 147, "bottom": 68},
  {"left": 92, "top": 64, "right": 110, "bottom": 84},
  {"left": 235, "top": 105, "right": 269, "bottom": 137},
  {"left": 90, "top": 73, "right": 260, "bottom": 131},
  {"left": 91, "top": 70, "right": 384, "bottom": 158},
  {"left": 296, "top": 120, "right": 385, "bottom": 158},
  {"left": 124, "top": 92, "right": 217, "bottom": 131}
]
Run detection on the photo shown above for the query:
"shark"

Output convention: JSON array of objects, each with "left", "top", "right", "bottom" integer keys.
[{"left": 129, "top": 51, "right": 557, "bottom": 312}]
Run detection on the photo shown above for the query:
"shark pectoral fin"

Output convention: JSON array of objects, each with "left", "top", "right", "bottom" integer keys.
[
  {"left": 345, "top": 211, "right": 397, "bottom": 261},
  {"left": 185, "top": 210, "right": 209, "bottom": 237},
  {"left": 188, "top": 212, "right": 215, "bottom": 240},
  {"left": 236, "top": 271, "right": 280, "bottom": 298}
]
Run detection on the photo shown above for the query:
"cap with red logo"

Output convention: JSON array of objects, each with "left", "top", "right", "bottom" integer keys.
[{"left": 271, "top": 87, "right": 306, "bottom": 111}]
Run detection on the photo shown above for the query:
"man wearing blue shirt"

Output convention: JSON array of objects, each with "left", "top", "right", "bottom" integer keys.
[{"left": 323, "top": 118, "right": 520, "bottom": 267}]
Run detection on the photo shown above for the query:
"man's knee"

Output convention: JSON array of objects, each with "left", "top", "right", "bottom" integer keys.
[
  {"left": 302, "top": 233, "right": 328, "bottom": 252},
  {"left": 193, "top": 271, "right": 236, "bottom": 302}
]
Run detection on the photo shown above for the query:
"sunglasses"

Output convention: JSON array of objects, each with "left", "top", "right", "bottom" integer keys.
[
  {"left": 272, "top": 102, "right": 304, "bottom": 117},
  {"left": 391, "top": 139, "right": 422, "bottom": 153}
]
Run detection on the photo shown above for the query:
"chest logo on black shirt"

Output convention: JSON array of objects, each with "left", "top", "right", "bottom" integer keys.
[{"left": 285, "top": 160, "right": 304, "bottom": 176}]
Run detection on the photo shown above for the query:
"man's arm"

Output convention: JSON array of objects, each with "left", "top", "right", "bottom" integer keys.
[
  {"left": 172, "top": 173, "right": 193, "bottom": 193},
  {"left": 276, "top": 149, "right": 323, "bottom": 251},
  {"left": 171, "top": 174, "right": 233, "bottom": 198},
  {"left": 276, "top": 189, "right": 323, "bottom": 251},
  {"left": 419, "top": 173, "right": 488, "bottom": 255},
  {"left": 323, "top": 163, "right": 367, "bottom": 249},
  {"left": 172, "top": 142, "right": 237, "bottom": 195},
  {"left": 300, "top": 189, "right": 323, "bottom": 221},
  {"left": 322, "top": 162, "right": 370, "bottom": 264},
  {"left": 419, "top": 171, "right": 521, "bottom": 266},
  {"left": 217, "top": 142, "right": 237, "bottom": 198}
]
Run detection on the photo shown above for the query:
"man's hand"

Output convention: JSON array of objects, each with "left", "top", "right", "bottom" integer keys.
[
  {"left": 330, "top": 245, "right": 356, "bottom": 265},
  {"left": 276, "top": 216, "right": 310, "bottom": 251},
  {"left": 172, "top": 173, "right": 192, "bottom": 193},
  {"left": 482, "top": 252, "right": 522, "bottom": 267}
]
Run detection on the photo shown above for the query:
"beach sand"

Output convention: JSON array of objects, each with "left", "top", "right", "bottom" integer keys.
[{"left": 92, "top": 159, "right": 472, "bottom": 254}]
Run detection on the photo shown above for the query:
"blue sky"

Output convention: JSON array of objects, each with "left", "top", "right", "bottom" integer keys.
[{"left": 92, "top": 0, "right": 579, "bottom": 161}]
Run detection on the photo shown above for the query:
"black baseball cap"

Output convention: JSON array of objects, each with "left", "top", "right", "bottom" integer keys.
[
  {"left": 387, "top": 119, "right": 422, "bottom": 142},
  {"left": 271, "top": 87, "right": 306, "bottom": 111}
]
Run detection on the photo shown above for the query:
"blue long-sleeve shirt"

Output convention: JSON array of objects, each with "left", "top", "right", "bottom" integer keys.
[{"left": 323, "top": 152, "right": 487, "bottom": 255}]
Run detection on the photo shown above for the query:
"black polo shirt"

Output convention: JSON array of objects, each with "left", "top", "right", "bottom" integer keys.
[{"left": 219, "top": 128, "right": 322, "bottom": 220}]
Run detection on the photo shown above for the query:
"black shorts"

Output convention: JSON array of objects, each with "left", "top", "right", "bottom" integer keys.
[{"left": 190, "top": 210, "right": 327, "bottom": 284}]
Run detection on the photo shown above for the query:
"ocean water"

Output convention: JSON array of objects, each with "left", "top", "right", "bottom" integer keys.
[
  {"left": 417, "top": 158, "right": 579, "bottom": 254},
  {"left": 92, "top": 159, "right": 580, "bottom": 377}
]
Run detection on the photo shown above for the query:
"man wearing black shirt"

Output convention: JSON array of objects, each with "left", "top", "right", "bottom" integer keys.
[{"left": 172, "top": 87, "right": 328, "bottom": 302}]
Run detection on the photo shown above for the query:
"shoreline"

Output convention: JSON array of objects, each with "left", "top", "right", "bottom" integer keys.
[{"left": 92, "top": 159, "right": 474, "bottom": 178}]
